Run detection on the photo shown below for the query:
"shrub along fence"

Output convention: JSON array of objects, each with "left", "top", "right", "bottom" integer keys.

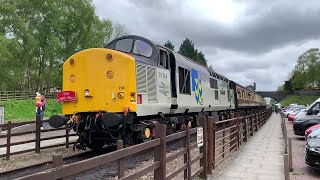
[
  {"left": 16, "top": 108, "right": 272, "bottom": 180},
  {"left": 0, "top": 116, "right": 76, "bottom": 160}
]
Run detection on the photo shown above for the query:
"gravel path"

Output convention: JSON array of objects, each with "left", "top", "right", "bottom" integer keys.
[{"left": 285, "top": 118, "right": 320, "bottom": 180}]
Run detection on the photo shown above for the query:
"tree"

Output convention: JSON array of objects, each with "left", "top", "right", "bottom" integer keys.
[
  {"left": 164, "top": 40, "right": 175, "bottom": 51},
  {"left": 0, "top": 0, "right": 113, "bottom": 91},
  {"left": 277, "top": 85, "right": 284, "bottom": 91},
  {"left": 289, "top": 48, "right": 320, "bottom": 90},
  {"left": 178, "top": 38, "right": 207, "bottom": 67},
  {"left": 284, "top": 80, "right": 292, "bottom": 92},
  {"left": 208, "top": 65, "right": 215, "bottom": 71},
  {"left": 107, "top": 23, "right": 130, "bottom": 43}
]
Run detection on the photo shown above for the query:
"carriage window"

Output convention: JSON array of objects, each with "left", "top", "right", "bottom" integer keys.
[
  {"left": 178, "top": 67, "right": 191, "bottom": 94},
  {"left": 210, "top": 78, "right": 218, "bottom": 89},
  {"left": 160, "top": 50, "right": 169, "bottom": 69},
  {"left": 133, "top": 40, "right": 152, "bottom": 57},
  {"left": 115, "top": 39, "right": 133, "bottom": 53}
]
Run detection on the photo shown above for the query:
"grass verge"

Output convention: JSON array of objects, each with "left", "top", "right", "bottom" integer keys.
[
  {"left": 0, "top": 99, "right": 61, "bottom": 122},
  {"left": 280, "top": 95, "right": 319, "bottom": 107}
]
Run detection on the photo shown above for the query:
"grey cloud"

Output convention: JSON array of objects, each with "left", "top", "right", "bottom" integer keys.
[{"left": 93, "top": 0, "right": 320, "bottom": 90}]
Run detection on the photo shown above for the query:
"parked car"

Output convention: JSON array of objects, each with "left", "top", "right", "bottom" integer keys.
[
  {"left": 305, "top": 124, "right": 320, "bottom": 140},
  {"left": 293, "top": 115, "right": 320, "bottom": 136},
  {"left": 283, "top": 105, "right": 306, "bottom": 117},
  {"left": 293, "top": 98, "right": 320, "bottom": 136},
  {"left": 288, "top": 108, "right": 307, "bottom": 122},
  {"left": 306, "top": 128, "right": 320, "bottom": 141},
  {"left": 305, "top": 139, "right": 320, "bottom": 169},
  {"left": 295, "top": 109, "right": 308, "bottom": 120}
]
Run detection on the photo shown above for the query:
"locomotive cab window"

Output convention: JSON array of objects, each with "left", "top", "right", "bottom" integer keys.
[
  {"left": 133, "top": 40, "right": 152, "bottom": 57},
  {"left": 178, "top": 67, "right": 191, "bottom": 94},
  {"left": 115, "top": 38, "right": 133, "bottom": 53},
  {"left": 159, "top": 49, "right": 169, "bottom": 69}
]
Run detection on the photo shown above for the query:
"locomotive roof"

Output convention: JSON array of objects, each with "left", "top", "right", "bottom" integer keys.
[{"left": 106, "top": 35, "right": 261, "bottom": 96}]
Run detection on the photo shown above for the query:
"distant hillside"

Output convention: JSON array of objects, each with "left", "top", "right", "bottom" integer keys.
[{"left": 280, "top": 95, "right": 319, "bottom": 107}]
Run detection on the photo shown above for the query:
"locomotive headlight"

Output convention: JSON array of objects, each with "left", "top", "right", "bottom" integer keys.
[
  {"left": 117, "top": 92, "right": 125, "bottom": 99},
  {"left": 84, "top": 89, "right": 90, "bottom": 96},
  {"left": 70, "top": 75, "right": 75, "bottom": 83},
  {"left": 70, "top": 59, "right": 75, "bottom": 66},
  {"left": 106, "top": 71, "right": 114, "bottom": 79}
]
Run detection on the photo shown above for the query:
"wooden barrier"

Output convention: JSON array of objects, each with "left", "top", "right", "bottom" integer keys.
[
  {"left": 0, "top": 118, "right": 75, "bottom": 160},
  {"left": 16, "top": 120, "right": 209, "bottom": 180},
  {"left": 0, "top": 90, "right": 57, "bottom": 101},
  {"left": 8, "top": 108, "right": 273, "bottom": 179}
]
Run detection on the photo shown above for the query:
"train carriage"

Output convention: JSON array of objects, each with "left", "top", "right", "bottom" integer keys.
[{"left": 49, "top": 35, "right": 266, "bottom": 150}]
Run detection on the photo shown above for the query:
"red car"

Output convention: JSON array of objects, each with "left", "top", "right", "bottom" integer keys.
[
  {"left": 288, "top": 113, "right": 295, "bottom": 122},
  {"left": 305, "top": 124, "right": 320, "bottom": 140}
]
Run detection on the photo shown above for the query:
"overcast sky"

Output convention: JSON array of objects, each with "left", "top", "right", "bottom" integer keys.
[{"left": 93, "top": 0, "right": 320, "bottom": 91}]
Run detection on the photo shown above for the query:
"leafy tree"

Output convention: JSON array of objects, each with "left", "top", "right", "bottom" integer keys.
[
  {"left": 178, "top": 38, "right": 207, "bottom": 67},
  {"left": 164, "top": 40, "right": 175, "bottom": 51},
  {"left": 289, "top": 48, "right": 320, "bottom": 90},
  {"left": 0, "top": 0, "right": 114, "bottom": 91},
  {"left": 284, "top": 80, "right": 292, "bottom": 92},
  {"left": 107, "top": 23, "right": 130, "bottom": 43},
  {"left": 277, "top": 85, "right": 284, "bottom": 91}
]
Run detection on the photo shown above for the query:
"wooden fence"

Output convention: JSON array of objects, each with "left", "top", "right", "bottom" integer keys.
[
  {"left": 15, "top": 108, "right": 272, "bottom": 180},
  {"left": 0, "top": 91, "right": 58, "bottom": 101},
  {"left": 0, "top": 116, "right": 76, "bottom": 160}
]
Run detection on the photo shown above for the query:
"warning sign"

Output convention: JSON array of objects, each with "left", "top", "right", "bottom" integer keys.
[{"left": 197, "top": 127, "right": 203, "bottom": 147}]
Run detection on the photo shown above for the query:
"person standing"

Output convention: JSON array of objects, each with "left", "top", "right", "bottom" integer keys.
[{"left": 35, "top": 92, "right": 46, "bottom": 130}]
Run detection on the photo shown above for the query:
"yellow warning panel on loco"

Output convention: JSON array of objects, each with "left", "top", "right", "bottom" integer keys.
[{"left": 59, "top": 48, "right": 137, "bottom": 115}]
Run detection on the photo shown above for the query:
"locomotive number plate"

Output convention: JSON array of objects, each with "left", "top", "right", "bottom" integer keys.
[
  {"left": 197, "top": 127, "right": 203, "bottom": 147},
  {"left": 56, "top": 91, "right": 77, "bottom": 103}
]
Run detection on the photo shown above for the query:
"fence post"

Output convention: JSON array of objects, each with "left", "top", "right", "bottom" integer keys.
[
  {"left": 198, "top": 116, "right": 207, "bottom": 180},
  {"left": 186, "top": 126, "right": 191, "bottom": 180},
  {"left": 154, "top": 124, "right": 166, "bottom": 180},
  {"left": 222, "top": 120, "right": 225, "bottom": 158},
  {"left": 207, "top": 116, "right": 214, "bottom": 174},
  {"left": 35, "top": 115, "right": 41, "bottom": 153},
  {"left": 6, "top": 121, "right": 11, "bottom": 160},
  {"left": 284, "top": 154, "right": 289, "bottom": 180},
  {"left": 284, "top": 126, "right": 288, "bottom": 154},
  {"left": 230, "top": 113, "right": 236, "bottom": 151},
  {"left": 235, "top": 113, "right": 240, "bottom": 150},
  {"left": 254, "top": 112, "right": 259, "bottom": 132},
  {"left": 288, "top": 138, "right": 293, "bottom": 172},
  {"left": 117, "top": 140, "right": 124, "bottom": 178},
  {"left": 52, "top": 155, "right": 63, "bottom": 168},
  {"left": 212, "top": 117, "right": 216, "bottom": 169},
  {"left": 244, "top": 116, "right": 248, "bottom": 142},
  {"left": 66, "top": 127, "right": 69, "bottom": 148},
  {"left": 52, "top": 155, "right": 64, "bottom": 180},
  {"left": 250, "top": 114, "right": 254, "bottom": 136},
  {"left": 183, "top": 127, "right": 188, "bottom": 179}
]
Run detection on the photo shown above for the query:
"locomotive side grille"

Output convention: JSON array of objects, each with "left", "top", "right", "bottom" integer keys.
[
  {"left": 136, "top": 64, "right": 147, "bottom": 93},
  {"left": 147, "top": 67, "right": 157, "bottom": 102}
]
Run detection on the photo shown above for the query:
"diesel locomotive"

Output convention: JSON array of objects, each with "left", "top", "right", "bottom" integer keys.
[{"left": 49, "top": 35, "right": 266, "bottom": 150}]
